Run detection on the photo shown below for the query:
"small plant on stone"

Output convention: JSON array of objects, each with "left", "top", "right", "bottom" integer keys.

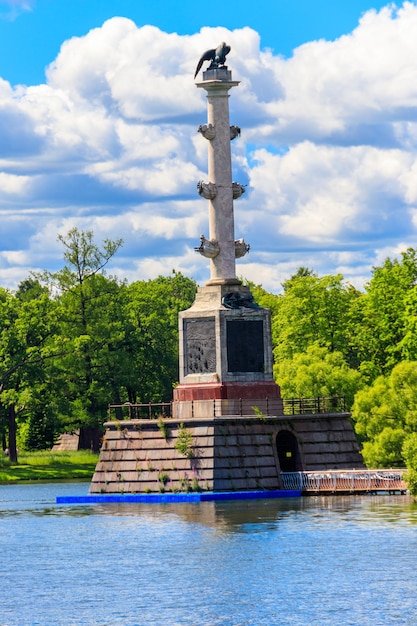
[
  {"left": 179, "top": 473, "right": 191, "bottom": 492},
  {"left": 252, "top": 406, "right": 267, "bottom": 422},
  {"left": 157, "top": 416, "right": 169, "bottom": 441},
  {"left": 192, "top": 477, "right": 201, "bottom": 492},
  {"left": 175, "top": 423, "right": 194, "bottom": 459},
  {"left": 158, "top": 471, "right": 170, "bottom": 486}
]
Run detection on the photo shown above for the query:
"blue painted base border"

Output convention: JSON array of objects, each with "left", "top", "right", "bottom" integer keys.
[{"left": 56, "top": 489, "right": 301, "bottom": 504}]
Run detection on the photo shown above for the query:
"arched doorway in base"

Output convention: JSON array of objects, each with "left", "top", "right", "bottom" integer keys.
[{"left": 276, "top": 430, "right": 302, "bottom": 472}]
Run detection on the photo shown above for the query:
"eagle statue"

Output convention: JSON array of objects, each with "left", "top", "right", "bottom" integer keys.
[{"left": 194, "top": 42, "right": 231, "bottom": 79}]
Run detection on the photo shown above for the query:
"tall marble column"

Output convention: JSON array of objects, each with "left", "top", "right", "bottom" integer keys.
[
  {"left": 196, "top": 68, "right": 240, "bottom": 285},
  {"left": 172, "top": 56, "right": 282, "bottom": 416}
]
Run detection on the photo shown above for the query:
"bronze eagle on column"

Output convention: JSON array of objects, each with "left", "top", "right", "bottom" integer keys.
[{"left": 194, "top": 42, "right": 231, "bottom": 78}]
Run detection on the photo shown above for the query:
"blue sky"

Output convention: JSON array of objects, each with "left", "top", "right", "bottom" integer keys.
[
  {"left": 0, "top": 0, "right": 416, "bottom": 292},
  {"left": 0, "top": 0, "right": 390, "bottom": 85}
]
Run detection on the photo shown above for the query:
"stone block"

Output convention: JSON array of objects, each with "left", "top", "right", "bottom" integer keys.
[{"left": 90, "top": 411, "right": 364, "bottom": 493}]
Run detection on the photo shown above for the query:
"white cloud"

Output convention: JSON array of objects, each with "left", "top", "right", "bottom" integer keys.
[
  {"left": 0, "top": 0, "right": 34, "bottom": 20},
  {"left": 254, "top": 3, "right": 417, "bottom": 146},
  {"left": 0, "top": 172, "right": 30, "bottom": 194},
  {"left": 2, "top": 7, "right": 417, "bottom": 292},
  {"left": 247, "top": 142, "right": 413, "bottom": 245}
]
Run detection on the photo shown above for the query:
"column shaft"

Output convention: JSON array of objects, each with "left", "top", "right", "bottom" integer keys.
[{"left": 197, "top": 75, "right": 240, "bottom": 285}]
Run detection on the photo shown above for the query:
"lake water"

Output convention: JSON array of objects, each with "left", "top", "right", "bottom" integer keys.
[{"left": 1, "top": 483, "right": 417, "bottom": 626}]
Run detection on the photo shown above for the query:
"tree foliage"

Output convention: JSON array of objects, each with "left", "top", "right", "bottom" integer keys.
[
  {"left": 271, "top": 271, "right": 362, "bottom": 367},
  {"left": 351, "top": 248, "right": 417, "bottom": 375},
  {"left": 403, "top": 433, "right": 417, "bottom": 495},
  {"left": 255, "top": 250, "right": 417, "bottom": 477},
  {"left": 275, "top": 344, "right": 364, "bottom": 409},
  {"left": 352, "top": 362, "right": 417, "bottom": 468},
  {"left": 3, "top": 232, "right": 417, "bottom": 481},
  {"left": 1, "top": 229, "right": 197, "bottom": 456},
  {"left": 0, "top": 286, "right": 58, "bottom": 460}
]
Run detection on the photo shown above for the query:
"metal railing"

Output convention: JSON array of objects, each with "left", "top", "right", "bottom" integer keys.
[
  {"left": 282, "top": 396, "right": 346, "bottom": 415},
  {"left": 281, "top": 470, "right": 407, "bottom": 493},
  {"left": 108, "top": 402, "right": 173, "bottom": 420},
  {"left": 108, "top": 396, "right": 347, "bottom": 420}
]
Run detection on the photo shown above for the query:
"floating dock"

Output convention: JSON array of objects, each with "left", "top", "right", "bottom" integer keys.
[{"left": 57, "top": 489, "right": 301, "bottom": 504}]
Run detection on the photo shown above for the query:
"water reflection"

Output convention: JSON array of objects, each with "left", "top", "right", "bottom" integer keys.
[
  {"left": 2, "top": 482, "right": 416, "bottom": 529},
  {"left": 1, "top": 483, "right": 417, "bottom": 625}
]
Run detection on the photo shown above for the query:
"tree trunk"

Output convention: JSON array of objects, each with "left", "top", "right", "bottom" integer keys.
[
  {"left": 79, "top": 426, "right": 102, "bottom": 453},
  {"left": 8, "top": 404, "right": 18, "bottom": 463}
]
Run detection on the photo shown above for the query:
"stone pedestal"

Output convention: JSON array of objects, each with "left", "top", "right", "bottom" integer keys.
[{"left": 172, "top": 283, "right": 283, "bottom": 419}]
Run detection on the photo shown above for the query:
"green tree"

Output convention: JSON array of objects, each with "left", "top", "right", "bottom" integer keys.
[
  {"left": 15, "top": 277, "right": 49, "bottom": 302},
  {"left": 272, "top": 271, "right": 361, "bottom": 367},
  {"left": 352, "top": 248, "right": 417, "bottom": 375},
  {"left": 352, "top": 361, "right": 417, "bottom": 467},
  {"left": 403, "top": 433, "right": 417, "bottom": 495},
  {"left": 398, "top": 286, "right": 417, "bottom": 361},
  {"left": 275, "top": 344, "right": 364, "bottom": 409},
  {"left": 0, "top": 287, "right": 58, "bottom": 460},
  {"left": 123, "top": 271, "right": 197, "bottom": 402},
  {"left": 52, "top": 274, "right": 125, "bottom": 444},
  {"left": 361, "top": 428, "right": 406, "bottom": 469},
  {"left": 38, "top": 228, "right": 124, "bottom": 450},
  {"left": 244, "top": 281, "right": 281, "bottom": 317},
  {"left": 35, "top": 229, "right": 196, "bottom": 448}
]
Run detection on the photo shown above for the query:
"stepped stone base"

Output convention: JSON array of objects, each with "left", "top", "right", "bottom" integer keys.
[
  {"left": 89, "top": 413, "right": 365, "bottom": 494},
  {"left": 52, "top": 431, "right": 80, "bottom": 451}
]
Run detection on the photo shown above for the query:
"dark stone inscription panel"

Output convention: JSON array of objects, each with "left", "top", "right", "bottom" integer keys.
[
  {"left": 227, "top": 320, "right": 264, "bottom": 372},
  {"left": 185, "top": 318, "right": 216, "bottom": 375}
]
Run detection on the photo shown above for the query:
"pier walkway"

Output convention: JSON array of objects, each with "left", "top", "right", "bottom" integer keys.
[{"left": 281, "top": 469, "right": 407, "bottom": 494}]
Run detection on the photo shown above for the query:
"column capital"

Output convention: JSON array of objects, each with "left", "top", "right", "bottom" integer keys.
[{"left": 196, "top": 67, "right": 239, "bottom": 93}]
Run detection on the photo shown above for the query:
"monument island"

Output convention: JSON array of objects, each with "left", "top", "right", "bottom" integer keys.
[{"left": 89, "top": 44, "right": 365, "bottom": 494}]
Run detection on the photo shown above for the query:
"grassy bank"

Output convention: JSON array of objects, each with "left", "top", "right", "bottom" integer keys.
[{"left": 0, "top": 450, "right": 99, "bottom": 483}]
